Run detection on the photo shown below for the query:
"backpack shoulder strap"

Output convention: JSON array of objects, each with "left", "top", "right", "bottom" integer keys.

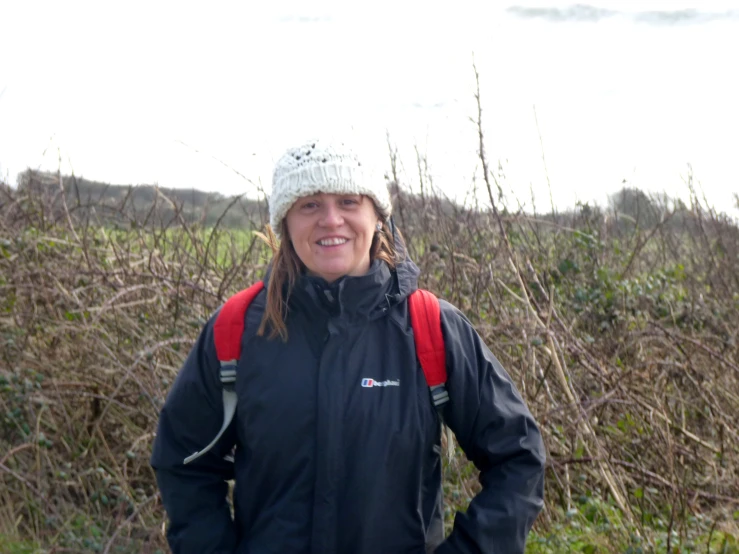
[
  {"left": 408, "top": 289, "right": 449, "bottom": 411},
  {"left": 183, "top": 281, "right": 265, "bottom": 464},
  {"left": 213, "top": 281, "right": 266, "bottom": 365}
]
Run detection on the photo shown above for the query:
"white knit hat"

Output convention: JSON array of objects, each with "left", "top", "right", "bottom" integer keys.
[{"left": 269, "top": 139, "right": 392, "bottom": 233}]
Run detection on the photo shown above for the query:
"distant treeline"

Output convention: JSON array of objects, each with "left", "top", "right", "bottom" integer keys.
[
  {"left": 6, "top": 169, "right": 736, "bottom": 236},
  {"left": 13, "top": 170, "right": 269, "bottom": 229}
]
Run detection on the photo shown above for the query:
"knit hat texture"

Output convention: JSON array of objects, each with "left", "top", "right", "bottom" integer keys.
[{"left": 269, "top": 139, "right": 392, "bottom": 233}]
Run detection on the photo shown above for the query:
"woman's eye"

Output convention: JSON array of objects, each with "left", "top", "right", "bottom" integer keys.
[
  {"left": 301, "top": 202, "right": 318, "bottom": 209},
  {"left": 341, "top": 198, "right": 359, "bottom": 206}
]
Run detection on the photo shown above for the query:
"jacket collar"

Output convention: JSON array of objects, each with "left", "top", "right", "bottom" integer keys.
[
  {"left": 284, "top": 253, "right": 419, "bottom": 321},
  {"left": 296, "top": 260, "right": 390, "bottom": 320}
]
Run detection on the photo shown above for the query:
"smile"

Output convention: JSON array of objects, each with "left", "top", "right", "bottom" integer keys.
[{"left": 317, "top": 238, "right": 349, "bottom": 246}]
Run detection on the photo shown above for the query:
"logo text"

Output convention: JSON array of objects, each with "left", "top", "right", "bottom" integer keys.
[{"left": 361, "top": 378, "right": 400, "bottom": 388}]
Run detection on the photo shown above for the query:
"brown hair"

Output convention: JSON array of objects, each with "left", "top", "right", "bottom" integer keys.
[{"left": 257, "top": 212, "right": 399, "bottom": 341}]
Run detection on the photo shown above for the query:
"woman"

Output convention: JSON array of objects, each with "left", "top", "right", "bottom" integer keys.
[{"left": 151, "top": 139, "right": 546, "bottom": 554}]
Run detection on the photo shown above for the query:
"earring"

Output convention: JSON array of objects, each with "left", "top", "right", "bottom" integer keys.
[{"left": 376, "top": 222, "right": 383, "bottom": 232}]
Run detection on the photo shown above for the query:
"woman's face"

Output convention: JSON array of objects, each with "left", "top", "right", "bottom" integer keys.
[{"left": 285, "top": 193, "right": 380, "bottom": 283}]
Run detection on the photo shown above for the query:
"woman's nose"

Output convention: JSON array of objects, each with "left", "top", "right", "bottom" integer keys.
[{"left": 319, "top": 203, "right": 343, "bottom": 227}]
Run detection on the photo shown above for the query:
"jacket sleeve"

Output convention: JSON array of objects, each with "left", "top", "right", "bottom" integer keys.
[
  {"left": 434, "top": 301, "right": 546, "bottom": 554},
  {"left": 150, "top": 313, "right": 239, "bottom": 554}
]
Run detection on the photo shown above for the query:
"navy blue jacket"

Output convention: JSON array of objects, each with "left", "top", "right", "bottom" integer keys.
[{"left": 151, "top": 256, "right": 545, "bottom": 553}]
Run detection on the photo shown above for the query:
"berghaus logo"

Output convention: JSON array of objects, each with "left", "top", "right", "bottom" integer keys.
[{"left": 361, "top": 378, "right": 400, "bottom": 388}]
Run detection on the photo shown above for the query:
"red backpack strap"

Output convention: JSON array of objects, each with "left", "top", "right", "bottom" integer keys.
[
  {"left": 408, "top": 289, "right": 449, "bottom": 410},
  {"left": 214, "top": 281, "right": 265, "bottom": 364},
  {"left": 183, "top": 281, "right": 264, "bottom": 465}
]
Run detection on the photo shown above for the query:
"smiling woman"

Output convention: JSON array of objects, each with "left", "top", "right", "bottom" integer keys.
[
  {"left": 286, "top": 193, "right": 379, "bottom": 282},
  {"left": 151, "top": 137, "right": 546, "bottom": 554},
  {"left": 257, "top": 140, "right": 398, "bottom": 339}
]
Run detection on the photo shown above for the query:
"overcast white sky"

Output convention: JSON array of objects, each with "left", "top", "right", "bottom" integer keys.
[{"left": 1, "top": 0, "right": 738, "bottom": 216}]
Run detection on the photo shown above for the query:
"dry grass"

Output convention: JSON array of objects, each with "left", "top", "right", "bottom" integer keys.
[{"left": 1, "top": 160, "right": 738, "bottom": 552}]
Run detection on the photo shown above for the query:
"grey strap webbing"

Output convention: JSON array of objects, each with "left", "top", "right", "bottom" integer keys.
[{"left": 183, "top": 363, "right": 237, "bottom": 465}]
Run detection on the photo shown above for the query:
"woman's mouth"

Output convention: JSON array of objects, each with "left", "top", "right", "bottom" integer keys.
[{"left": 317, "top": 237, "right": 349, "bottom": 247}]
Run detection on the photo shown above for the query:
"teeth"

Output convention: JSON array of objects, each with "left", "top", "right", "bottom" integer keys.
[{"left": 318, "top": 238, "right": 348, "bottom": 246}]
